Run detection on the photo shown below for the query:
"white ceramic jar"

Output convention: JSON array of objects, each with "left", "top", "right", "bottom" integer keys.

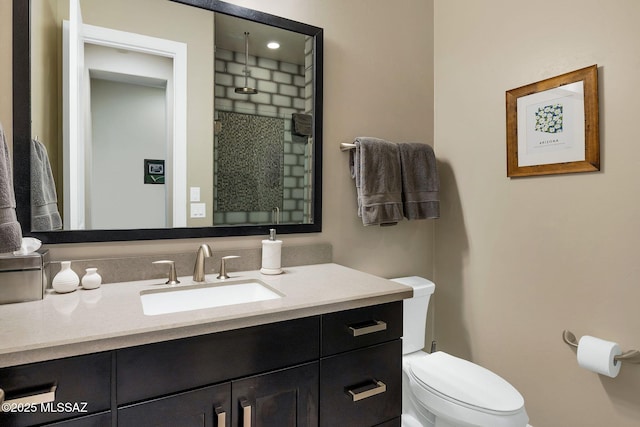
[
  {"left": 52, "top": 261, "right": 80, "bottom": 293},
  {"left": 81, "top": 268, "right": 102, "bottom": 290}
]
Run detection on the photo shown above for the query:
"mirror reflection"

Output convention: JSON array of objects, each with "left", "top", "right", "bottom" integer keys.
[{"left": 28, "top": 0, "right": 318, "bottom": 234}]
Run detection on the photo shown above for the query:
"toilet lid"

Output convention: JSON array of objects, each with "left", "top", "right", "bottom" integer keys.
[{"left": 409, "top": 352, "right": 524, "bottom": 413}]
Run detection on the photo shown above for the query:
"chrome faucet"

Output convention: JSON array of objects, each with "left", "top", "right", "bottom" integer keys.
[{"left": 192, "top": 243, "right": 212, "bottom": 282}]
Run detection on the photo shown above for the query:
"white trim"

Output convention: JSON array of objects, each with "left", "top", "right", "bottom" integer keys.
[{"left": 62, "top": 3, "right": 85, "bottom": 230}]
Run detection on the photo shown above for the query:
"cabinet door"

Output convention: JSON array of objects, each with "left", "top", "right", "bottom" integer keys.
[
  {"left": 232, "top": 362, "right": 318, "bottom": 427},
  {"left": 118, "top": 383, "right": 230, "bottom": 427}
]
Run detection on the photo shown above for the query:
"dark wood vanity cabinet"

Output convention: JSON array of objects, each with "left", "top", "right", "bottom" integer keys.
[
  {"left": 0, "top": 301, "right": 402, "bottom": 427},
  {"left": 116, "top": 316, "right": 320, "bottom": 427}
]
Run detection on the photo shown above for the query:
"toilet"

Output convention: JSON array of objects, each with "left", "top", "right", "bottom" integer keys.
[{"left": 391, "top": 276, "right": 529, "bottom": 427}]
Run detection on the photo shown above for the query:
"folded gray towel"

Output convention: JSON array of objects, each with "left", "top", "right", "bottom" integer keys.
[
  {"left": 0, "top": 122, "right": 23, "bottom": 253},
  {"left": 350, "top": 137, "right": 404, "bottom": 226},
  {"left": 398, "top": 142, "right": 440, "bottom": 219},
  {"left": 292, "top": 113, "right": 312, "bottom": 137},
  {"left": 31, "top": 139, "right": 62, "bottom": 231}
]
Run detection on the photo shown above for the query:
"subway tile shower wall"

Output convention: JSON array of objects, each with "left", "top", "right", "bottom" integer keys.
[{"left": 214, "top": 42, "right": 314, "bottom": 226}]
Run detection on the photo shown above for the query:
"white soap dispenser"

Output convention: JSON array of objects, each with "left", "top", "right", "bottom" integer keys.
[{"left": 260, "top": 228, "right": 283, "bottom": 275}]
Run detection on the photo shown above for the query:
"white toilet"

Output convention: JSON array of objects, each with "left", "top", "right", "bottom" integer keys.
[{"left": 391, "top": 276, "right": 529, "bottom": 427}]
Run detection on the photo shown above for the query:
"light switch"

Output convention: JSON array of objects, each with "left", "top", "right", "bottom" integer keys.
[
  {"left": 190, "top": 203, "right": 206, "bottom": 218},
  {"left": 190, "top": 187, "right": 201, "bottom": 202}
]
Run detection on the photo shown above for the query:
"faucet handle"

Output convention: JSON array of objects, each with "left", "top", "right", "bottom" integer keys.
[
  {"left": 153, "top": 260, "right": 180, "bottom": 285},
  {"left": 217, "top": 255, "right": 240, "bottom": 280}
]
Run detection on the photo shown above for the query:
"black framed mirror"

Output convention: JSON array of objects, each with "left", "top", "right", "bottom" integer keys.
[{"left": 12, "top": 0, "right": 322, "bottom": 243}]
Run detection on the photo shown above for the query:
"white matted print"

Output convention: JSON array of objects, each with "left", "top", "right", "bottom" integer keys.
[{"left": 517, "top": 81, "right": 585, "bottom": 167}]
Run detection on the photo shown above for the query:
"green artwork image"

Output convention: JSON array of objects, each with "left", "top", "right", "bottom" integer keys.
[{"left": 534, "top": 104, "right": 563, "bottom": 134}]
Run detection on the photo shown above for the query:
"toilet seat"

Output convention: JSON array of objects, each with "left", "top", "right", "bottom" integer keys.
[
  {"left": 403, "top": 351, "right": 529, "bottom": 427},
  {"left": 408, "top": 351, "right": 525, "bottom": 415},
  {"left": 409, "top": 351, "right": 524, "bottom": 414}
]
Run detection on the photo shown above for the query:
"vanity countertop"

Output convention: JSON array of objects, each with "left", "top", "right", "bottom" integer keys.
[{"left": 0, "top": 263, "right": 412, "bottom": 368}]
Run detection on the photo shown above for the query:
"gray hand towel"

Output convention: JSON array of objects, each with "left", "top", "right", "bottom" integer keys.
[
  {"left": 398, "top": 142, "right": 440, "bottom": 219},
  {"left": 0, "top": 122, "right": 23, "bottom": 253},
  {"left": 292, "top": 113, "right": 312, "bottom": 137},
  {"left": 31, "top": 139, "right": 62, "bottom": 231},
  {"left": 349, "top": 137, "right": 404, "bottom": 226}
]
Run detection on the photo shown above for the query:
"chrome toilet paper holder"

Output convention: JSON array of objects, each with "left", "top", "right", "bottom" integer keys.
[{"left": 562, "top": 330, "right": 640, "bottom": 364}]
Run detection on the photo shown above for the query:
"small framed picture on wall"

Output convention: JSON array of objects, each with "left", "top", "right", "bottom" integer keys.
[
  {"left": 144, "top": 159, "right": 165, "bottom": 184},
  {"left": 506, "top": 65, "right": 600, "bottom": 177}
]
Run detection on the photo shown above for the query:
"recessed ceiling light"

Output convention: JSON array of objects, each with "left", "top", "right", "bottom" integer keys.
[{"left": 267, "top": 41, "right": 280, "bottom": 49}]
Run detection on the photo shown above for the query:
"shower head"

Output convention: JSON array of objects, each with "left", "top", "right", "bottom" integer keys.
[
  {"left": 235, "top": 31, "right": 258, "bottom": 95},
  {"left": 235, "top": 86, "right": 258, "bottom": 95}
]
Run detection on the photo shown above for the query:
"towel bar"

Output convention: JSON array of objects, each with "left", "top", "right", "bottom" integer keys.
[
  {"left": 562, "top": 330, "right": 640, "bottom": 363},
  {"left": 340, "top": 142, "right": 356, "bottom": 151}
]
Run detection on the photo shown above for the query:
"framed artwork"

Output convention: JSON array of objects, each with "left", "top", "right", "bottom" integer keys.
[
  {"left": 506, "top": 65, "right": 599, "bottom": 177},
  {"left": 144, "top": 159, "right": 165, "bottom": 184}
]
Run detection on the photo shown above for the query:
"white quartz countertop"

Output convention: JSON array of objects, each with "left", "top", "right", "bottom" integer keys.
[{"left": 0, "top": 263, "right": 412, "bottom": 368}]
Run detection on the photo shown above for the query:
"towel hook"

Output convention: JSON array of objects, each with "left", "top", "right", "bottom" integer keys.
[{"left": 562, "top": 330, "right": 640, "bottom": 363}]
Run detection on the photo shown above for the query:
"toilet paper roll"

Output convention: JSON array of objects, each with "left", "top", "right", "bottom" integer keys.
[
  {"left": 577, "top": 335, "right": 622, "bottom": 378},
  {"left": 260, "top": 239, "right": 282, "bottom": 275}
]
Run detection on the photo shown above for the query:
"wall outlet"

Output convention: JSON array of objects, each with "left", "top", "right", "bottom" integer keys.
[{"left": 190, "top": 203, "right": 206, "bottom": 218}]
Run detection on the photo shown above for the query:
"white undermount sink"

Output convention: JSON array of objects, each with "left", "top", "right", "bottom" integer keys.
[{"left": 140, "top": 279, "right": 283, "bottom": 316}]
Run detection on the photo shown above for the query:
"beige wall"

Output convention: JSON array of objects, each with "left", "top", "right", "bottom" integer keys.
[
  {"left": 31, "top": 0, "right": 65, "bottom": 205},
  {"left": 435, "top": 0, "right": 640, "bottom": 426}
]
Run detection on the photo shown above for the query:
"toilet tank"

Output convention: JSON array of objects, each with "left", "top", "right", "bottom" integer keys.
[{"left": 390, "top": 276, "right": 435, "bottom": 354}]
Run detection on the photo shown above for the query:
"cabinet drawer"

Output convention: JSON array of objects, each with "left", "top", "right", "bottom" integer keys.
[
  {"left": 320, "top": 340, "right": 401, "bottom": 427},
  {"left": 321, "top": 301, "right": 402, "bottom": 356},
  {"left": 0, "top": 353, "right": 112, "bottom": 427},
  {"left": 117, "top": 316, "right": 320, "bottom": 405}
]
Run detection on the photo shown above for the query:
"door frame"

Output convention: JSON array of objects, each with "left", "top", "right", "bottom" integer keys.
[{"left": 63, "top": 21, "right": 188, "bottom": 228}]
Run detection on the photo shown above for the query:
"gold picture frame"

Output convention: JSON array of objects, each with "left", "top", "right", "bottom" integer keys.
[{"left": 506, "top": 65, "right": 599, "bottom": 177}]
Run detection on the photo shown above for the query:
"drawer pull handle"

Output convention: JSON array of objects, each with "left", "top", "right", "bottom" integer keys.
[
  {"left": 0, "top": 384, "right": 57, "bottom": 411},
  {"left": 349, "top": 320, "right": 387, "bottom": 337},
  {"left": 347, "top": 380, "right": 387, "bottom": 402},
  {"left": 215, "top": 406, "right": 226, "bottom": 426},
  {"left": 241, "top": 398, "right": 252, "bottom": 427}
]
